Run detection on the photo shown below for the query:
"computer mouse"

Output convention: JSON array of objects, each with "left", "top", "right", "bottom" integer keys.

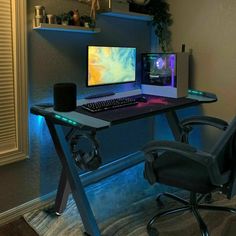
[{"left": 136, "top": 96, "right": 148, "bottom": 103}]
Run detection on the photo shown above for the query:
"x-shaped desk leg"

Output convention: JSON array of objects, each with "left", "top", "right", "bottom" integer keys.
[
  {"left": 45, "top": 110, "right": 182, "bottom": 236},
  {"left": 46, "top": 119, "right": 101, "bottom": 236},
  {"left": 54, "top": 167, "right": 71, "bottom": 215}
]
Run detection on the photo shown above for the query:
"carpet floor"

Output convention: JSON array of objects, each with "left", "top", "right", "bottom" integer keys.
[{"left": 24, "top": 163, "right": 236, "bottom": 236}]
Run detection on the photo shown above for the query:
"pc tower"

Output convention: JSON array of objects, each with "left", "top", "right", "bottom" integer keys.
[{"left": 141, "top": 52, "right": 189, "bottom": 98}]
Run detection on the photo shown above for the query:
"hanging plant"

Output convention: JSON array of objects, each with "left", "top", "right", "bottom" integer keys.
[
  {"left": 129, "top": 0, "right": 173, "bottom": 52},
  {"left": 149, "top": 0, "right": 173, "bottom": 52}
]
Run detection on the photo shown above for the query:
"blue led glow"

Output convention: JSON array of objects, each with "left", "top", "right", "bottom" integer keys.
[
  {"left": 84, "top": 163, "right": 168, "bottom": 221},
  {"left": 36, "top": 115, "right": 44, "bottom": 126}
]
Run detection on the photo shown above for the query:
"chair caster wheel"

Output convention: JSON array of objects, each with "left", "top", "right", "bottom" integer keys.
[
  {"left": 147, "top": 227, "right": 159, "bottom": 236},
  {"left": 204, "top": 193, "right": 213, "bottom": 204}
]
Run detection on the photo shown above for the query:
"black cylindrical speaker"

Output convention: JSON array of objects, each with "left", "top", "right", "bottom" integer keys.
[{"left": 53, "top": 83, "right": 77, "bottom": 112}]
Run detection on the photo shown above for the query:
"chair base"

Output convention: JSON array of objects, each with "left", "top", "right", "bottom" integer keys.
[{"left": 147, "top": 192, "right": 236, "bottom": 236}]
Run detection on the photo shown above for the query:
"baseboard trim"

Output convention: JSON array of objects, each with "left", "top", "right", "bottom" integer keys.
[
  {"left": 0, "top": 191, "right": 56, "bottom": 226},
  {"left": 0, "top": 151, "right": 144, "bottom": 226}
]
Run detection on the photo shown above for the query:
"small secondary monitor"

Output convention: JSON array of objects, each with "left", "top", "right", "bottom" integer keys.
[{"left": 87, "top": 46, "right": 136, "bottom": 86}]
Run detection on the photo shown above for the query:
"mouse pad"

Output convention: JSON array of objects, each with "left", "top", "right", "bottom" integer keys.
[{"left": 76, "top": 95, "right": 198, "bottom": 124}]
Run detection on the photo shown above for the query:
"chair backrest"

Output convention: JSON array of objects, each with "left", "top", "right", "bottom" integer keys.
[
  {"left": 210, "top": 115, "right": 236, "bottom": 198},
  {"left": 211, "top": 115, "right": 236, "bottom": 156}
]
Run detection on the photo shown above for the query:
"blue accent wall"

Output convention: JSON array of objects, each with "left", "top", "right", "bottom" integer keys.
[{"left": 0, "top": 0, "right": 156, "bottom": 212}]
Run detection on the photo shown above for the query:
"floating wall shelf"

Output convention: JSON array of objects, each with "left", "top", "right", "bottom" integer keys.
[
  {"left": 99, "top": 11, "right": 153, "bottom": 21},
  {"left": 33, "top": 23, "right": 101, "bottom": 34}
]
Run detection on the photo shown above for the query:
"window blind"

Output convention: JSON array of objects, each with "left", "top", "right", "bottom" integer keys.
[
  {"left": 0, "top": 0, "right": 28, "bottom": 164},
  {"left": 0, "top": 0, "right": 17, "bottom": 154}
]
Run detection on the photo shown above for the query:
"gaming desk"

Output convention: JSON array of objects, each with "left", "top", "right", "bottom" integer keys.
[{"left": 30, "top": 90, "right": 217, "bottom": 236}]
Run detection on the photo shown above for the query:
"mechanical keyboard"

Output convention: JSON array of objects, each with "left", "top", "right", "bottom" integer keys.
[{"left": 81, "top": 97, "right": 138, "bottom": 112}]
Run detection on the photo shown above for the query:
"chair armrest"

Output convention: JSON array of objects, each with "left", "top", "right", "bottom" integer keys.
[
  {"left": 180, "top": 115, "right": 228, "bottom": 130},
  {"left": 142, "top": 141, "right": 211, "bottom": 165},
  {"left": 142, "top": 140, "right": 230, "bottom": 185},
  {"left": 142, "top": 140, "right": 197, "bottom": 159}
]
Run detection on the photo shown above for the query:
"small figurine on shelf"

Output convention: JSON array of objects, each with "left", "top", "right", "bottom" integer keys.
[
  {"left": 80, "top": 15, "right": 92, "bottom": 28},
  {"left": 61, "top": 13, "right": 69, "bottom": 25},
  {"left": 72, "top": 9, "right": 80, "bottom": 26},
  {"left": 67, "top": 11, "right": 74, "bottom": 25},
  {"left": 61, "top": 11, "right": 73, "bottom": 25},
  {"left": 75, "top": 0, "right": 98, "bottom": 28},
  {"left": 47, "top": 14, "right": 56, "bottom": 24}
]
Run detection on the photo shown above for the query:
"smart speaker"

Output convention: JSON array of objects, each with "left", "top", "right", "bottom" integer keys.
[{"left": 53, "top": 83, "right": 77, "bottom": 112}]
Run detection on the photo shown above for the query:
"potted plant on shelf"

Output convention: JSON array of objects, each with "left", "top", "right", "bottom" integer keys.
[
  {"left": 61, "top": 12, "right": 73, "bottom": 25},
  {"left": 129, "top": 0, "right": 173, "bottom": 52}
]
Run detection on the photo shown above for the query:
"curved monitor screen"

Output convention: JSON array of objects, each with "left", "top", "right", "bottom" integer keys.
[{"left": 87, "top": 46, "right": 136, "bottom": 86}]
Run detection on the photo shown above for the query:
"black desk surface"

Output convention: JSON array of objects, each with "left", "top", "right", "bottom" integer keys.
[
  {"left": 31, "top": 91, "right": 217, "bottom": 129},
  {"left": 76, "top": 94, "right": 198, "bottom": 124}
]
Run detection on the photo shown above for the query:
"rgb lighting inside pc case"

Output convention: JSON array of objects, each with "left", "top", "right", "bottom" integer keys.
[{"left": 142, "top": 53, "right": 177, "bottom": 87}]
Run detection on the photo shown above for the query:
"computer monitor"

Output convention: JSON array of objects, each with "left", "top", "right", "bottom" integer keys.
[{"left": 87, "top": 46, "right": 136, "bottom": 87}]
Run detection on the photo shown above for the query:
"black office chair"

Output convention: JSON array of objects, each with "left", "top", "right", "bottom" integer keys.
[{"left": 142, "top": 115, "right": 236, "bottom": 236}]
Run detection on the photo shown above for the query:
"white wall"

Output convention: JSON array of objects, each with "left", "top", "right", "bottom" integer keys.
[{"left": 168, "top": 0, "right": 236, "bottom": 121}]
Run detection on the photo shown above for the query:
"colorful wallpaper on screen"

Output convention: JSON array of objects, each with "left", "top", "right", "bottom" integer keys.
[{"left": 88, "top": 46, "right": 136, "bottom": 86}]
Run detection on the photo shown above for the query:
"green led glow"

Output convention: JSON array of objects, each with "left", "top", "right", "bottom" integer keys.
[
  {"left": 54, "top": 114, "right": 78, "bottom": 126},
  {"left": 188, "top": 89, "right": 203, "bottom": 95}
]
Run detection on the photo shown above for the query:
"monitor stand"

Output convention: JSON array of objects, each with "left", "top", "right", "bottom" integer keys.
[{"left": 85, "top": 92, "right": 115, "bottom": 99}]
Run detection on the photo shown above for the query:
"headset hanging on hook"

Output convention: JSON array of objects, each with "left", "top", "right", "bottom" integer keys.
[{"left": 70, "top": 132, "right": 101, "bottom": 171}]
